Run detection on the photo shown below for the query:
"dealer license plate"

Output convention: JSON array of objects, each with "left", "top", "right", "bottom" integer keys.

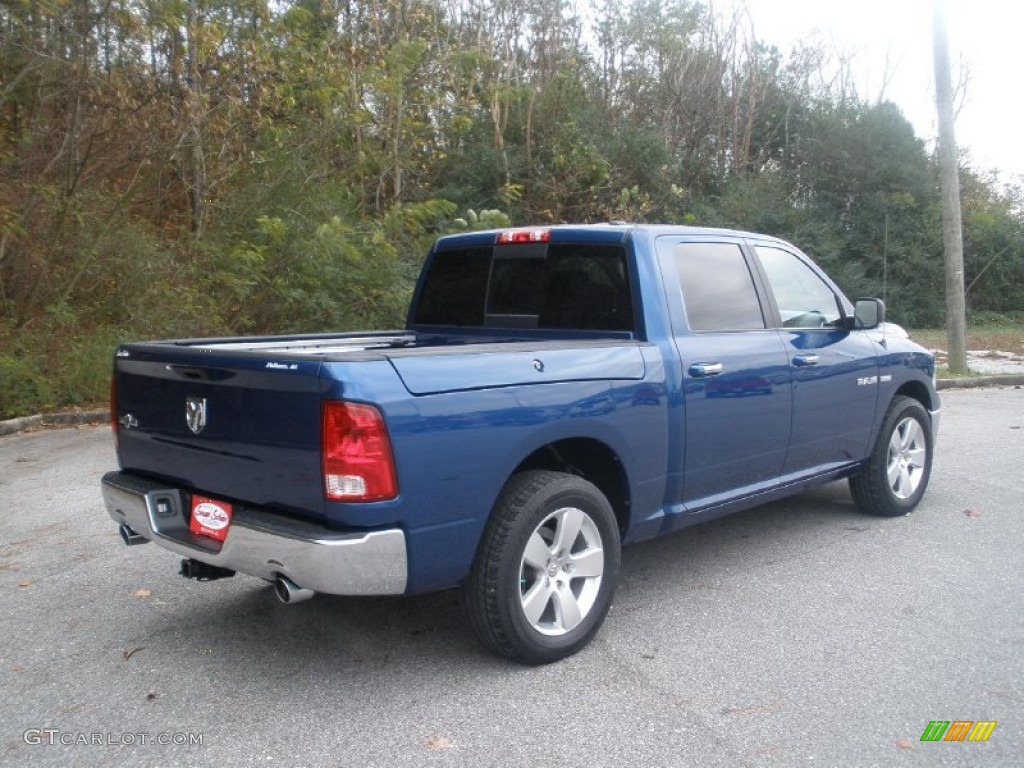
[{"left": 189, "top": 495, "right": 233, "bottom": 542}]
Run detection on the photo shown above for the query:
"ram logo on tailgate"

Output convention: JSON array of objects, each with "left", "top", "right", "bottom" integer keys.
[{"left": 186, "top": 397, "right": 207, "bottom": 435}]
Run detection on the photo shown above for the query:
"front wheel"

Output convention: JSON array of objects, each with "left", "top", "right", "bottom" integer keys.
[
  {"left": 850, "top": 396, "right": 934, "bottom": 517},
  {"left": 464, "top": 470, "right": 621, "bottom": 664}
]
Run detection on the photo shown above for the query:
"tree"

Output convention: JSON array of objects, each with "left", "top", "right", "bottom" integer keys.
[
  {"left": 932, "top": 0, "right": 967, "bottom": 373},
  {"left": 2, "top": 0, "right": 1023, "bottom": 419}
]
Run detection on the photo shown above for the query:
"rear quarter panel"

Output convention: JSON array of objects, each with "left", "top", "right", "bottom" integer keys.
[{"left": 320, "top": 347, "right": 671, "bottom": 593}]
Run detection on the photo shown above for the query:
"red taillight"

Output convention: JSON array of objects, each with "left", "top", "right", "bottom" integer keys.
[
  {"left": 321, "top": 401, "right": 397, "bottom": 502},
  {"left": 110, "top": 373, "right": 119, "bottom": 451},
  {"left": 496, "top": 228, "right": 550, "bottom": 244}
]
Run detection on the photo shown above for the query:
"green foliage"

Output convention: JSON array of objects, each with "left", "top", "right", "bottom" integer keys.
[
  {"left": 0, "top": 347, "right": 57, "bottom": 421},
  {"left": 449, "top": 208, "right": 513, "bottom": 233},
  {"left": 960, "top": 171, "right": 1024, "bottom": 314},
  {"left": 1, "top": 0, "right": 1022, "bottom": 419},
  {"left": 0, "top": 317, "right": 124, "bottom": 420}
]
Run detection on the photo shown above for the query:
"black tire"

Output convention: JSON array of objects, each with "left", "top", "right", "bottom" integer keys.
[
  {"left": 464, "top": 470, "right": 621, "bottom": 664},
  {"left": 850, "top": 395, "right": 934, "bottom": 517}
]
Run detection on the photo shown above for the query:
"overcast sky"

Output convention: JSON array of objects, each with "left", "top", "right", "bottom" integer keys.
[{"left": 718, "top": 0, "right": 1024, "bottom": 183}]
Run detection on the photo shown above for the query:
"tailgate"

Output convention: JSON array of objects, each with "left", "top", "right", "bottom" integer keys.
[{"left": 114, "top": 347, "right": 327, "bottom": 521}]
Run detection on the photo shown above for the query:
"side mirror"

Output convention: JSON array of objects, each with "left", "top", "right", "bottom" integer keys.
[{"left": 852, "top": 298, "right": 885, "bottom": 330}]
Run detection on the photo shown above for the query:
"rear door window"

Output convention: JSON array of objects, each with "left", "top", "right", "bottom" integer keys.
[{"left": 673, "top": 242, "right": 766, "bottom": 331}]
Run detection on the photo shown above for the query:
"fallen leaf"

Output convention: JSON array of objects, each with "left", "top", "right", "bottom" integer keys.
[
  {"left": 10, "top": 664, "right": 24, "bottom": 672},
  {"left": 18, "top": 580, "right": 30, "bottom": 588},
  {"left": 133, "top": 588, "right": 151, "bottom": 598},
  {"left": 895, "top": 739, "right": 915, "bottom": 750},
  {"left": 963, "top": 509, "right": 983, "bottom": 518},
  {"left": 424, "top": 735, "right": 455, "bottom": 751},
  {"left": 122, "top": 647, "right": 144, "bottom": 661},
  {"left": 145, "top": 692, "right": 158, "bottom": 701}
]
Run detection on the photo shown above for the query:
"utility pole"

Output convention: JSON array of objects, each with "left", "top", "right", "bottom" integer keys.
[{"left": 932, "top": 0, "right": 967, "bottom": 374}]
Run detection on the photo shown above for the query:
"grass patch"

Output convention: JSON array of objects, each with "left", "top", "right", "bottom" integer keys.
[
  {"left": 907, "top": 323, "right": 1024, "bottom": 353},
  {"left": 934, "top": 366, "right": 978, "bottom": 379},
  {"left": 0, "top": 323, "right": 119, "bottom": 421}
]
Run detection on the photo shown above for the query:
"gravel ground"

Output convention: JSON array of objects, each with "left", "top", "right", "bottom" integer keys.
[{"left": 928, "top": 349, "right": 1024, "bottom": 375}]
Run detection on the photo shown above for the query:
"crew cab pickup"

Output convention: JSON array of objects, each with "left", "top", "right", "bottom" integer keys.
[{"left": 102, "top": 224, "right": 940, "bottom": 663}]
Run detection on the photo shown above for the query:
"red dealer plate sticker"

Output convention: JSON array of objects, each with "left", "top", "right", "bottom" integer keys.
[{"left": 189, "top": 495, "right": 233, "bottom": 542}]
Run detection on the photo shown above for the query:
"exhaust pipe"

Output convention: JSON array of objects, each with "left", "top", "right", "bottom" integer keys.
[
  {"left": 274, "top": 575, "right": 314, "bottom": 605},
  {"left": 119, "top": 524, "right": 148, "bottom": 546}
]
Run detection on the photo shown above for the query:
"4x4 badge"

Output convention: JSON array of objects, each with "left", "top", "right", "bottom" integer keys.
[{"left": 186, "top": 397, "right": 207, "bottom": 435}]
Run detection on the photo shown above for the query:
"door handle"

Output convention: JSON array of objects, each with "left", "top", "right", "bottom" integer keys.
[
  {"left": 688, "top": 362, "right": 724, "bottom": 377},
  {"left": 793, "top": 354, "right": 820, "bottom": 367}
]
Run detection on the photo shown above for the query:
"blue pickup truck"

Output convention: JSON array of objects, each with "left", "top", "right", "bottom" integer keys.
[{"left": 102, "top": 224, "right": 939, "bottom": 663}]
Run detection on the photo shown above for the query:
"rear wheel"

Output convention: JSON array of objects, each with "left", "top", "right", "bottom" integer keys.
[
  {"left": 850, "top": 396, "right": 933, "bottom": 517},
  {"left": 464, "top": 470, "right": 621, "bottom": 664}
]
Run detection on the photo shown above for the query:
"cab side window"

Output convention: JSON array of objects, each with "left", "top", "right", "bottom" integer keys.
[
  {"left": 674, "top": 242, "right": 765, "bottom": 331},
  {"left": 755, "top": 246, "right": 842, "bottom": 328}
]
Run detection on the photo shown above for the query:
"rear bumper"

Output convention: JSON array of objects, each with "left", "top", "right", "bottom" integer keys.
[{"left": 101, "top": 471, "right": 407, "bottom": 595}]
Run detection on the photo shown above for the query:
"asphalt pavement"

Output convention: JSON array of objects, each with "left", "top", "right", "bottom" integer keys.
[{"left": 1, "top": 387, "right": 1021, "bottom": 768}]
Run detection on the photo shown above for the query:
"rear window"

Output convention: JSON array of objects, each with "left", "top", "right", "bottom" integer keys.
[{"left": 414, "top": 243, "right": 635, "bottom": 332}]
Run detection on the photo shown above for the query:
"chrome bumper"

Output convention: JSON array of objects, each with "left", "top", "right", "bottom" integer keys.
[{"left": 101, "top": 471, "right": 407, "bottom": 595}]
